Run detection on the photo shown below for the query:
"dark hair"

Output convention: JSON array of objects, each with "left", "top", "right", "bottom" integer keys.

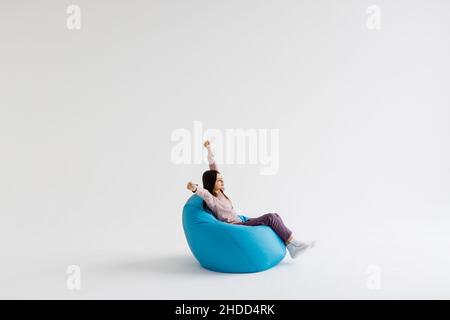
[{"left": 201, "top": 169, "right": 232, "bottom": 217}]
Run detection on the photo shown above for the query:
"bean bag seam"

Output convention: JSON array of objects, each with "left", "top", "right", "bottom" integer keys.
[{"left": 221, "top": 227, "right": 258, "bottom": 271}]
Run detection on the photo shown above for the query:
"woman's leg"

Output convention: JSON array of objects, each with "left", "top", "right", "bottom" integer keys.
[{"left": 237, "top": 213, "right": 293, "bottom": 243}]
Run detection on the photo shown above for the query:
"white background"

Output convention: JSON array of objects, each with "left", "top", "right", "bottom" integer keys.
[{"left": 1, "top": 0, "right": 449, "bottom": 299}]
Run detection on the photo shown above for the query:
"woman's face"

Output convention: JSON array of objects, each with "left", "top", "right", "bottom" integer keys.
[{"left": 214, "top": 173, "right": 224, "bottom": 193}]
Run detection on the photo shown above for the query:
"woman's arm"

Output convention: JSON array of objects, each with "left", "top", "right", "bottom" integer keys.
[
  {"left": 187, "top": 181, "right": 217, "bottom": 213},
  {"left": 203, "top": 140, "right": 218, "bottom": 171}
]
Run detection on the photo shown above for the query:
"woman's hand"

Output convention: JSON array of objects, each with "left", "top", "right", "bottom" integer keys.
[{"left": 186, "top": 181, "right": 198, "bottom": 192}]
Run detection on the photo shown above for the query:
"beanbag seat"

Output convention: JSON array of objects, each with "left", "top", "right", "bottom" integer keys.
[{"left": 182, "top": 194, "right": 286, "bottom": 273}]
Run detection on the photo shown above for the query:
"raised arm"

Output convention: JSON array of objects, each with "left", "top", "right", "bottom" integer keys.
[{"left": 203, "top": 140, "right": 218, "bottom": 171}]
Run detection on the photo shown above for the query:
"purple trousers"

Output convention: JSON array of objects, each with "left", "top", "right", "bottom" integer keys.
[{"left": 235, "top": 213, "right": 292, "bottom": 243}]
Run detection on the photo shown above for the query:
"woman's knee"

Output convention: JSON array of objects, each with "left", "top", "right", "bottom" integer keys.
[{"left": 264, "top": 213, "right": 278, "bottom": 222}]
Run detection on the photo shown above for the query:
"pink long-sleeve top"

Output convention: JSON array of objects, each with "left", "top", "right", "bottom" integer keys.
[{"left": 194, "top": 151, "right": 242, "bottom": 224}]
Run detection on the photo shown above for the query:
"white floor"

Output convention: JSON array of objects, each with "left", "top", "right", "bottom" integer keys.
[
  {"left": 2, "top": 217, "right": 450, "bottom": 299},
  {"left": 1, "top": 0, "right": 450, "bottom": 300}
]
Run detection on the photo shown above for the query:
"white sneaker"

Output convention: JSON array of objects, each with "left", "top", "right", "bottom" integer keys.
[{"left": 286, "top": 240, "right": 315, "bottom": 259}]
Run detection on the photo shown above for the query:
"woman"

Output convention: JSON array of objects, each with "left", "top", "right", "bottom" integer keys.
[{"left": 186, "top": 140, "right": 315, "bottom": 259}]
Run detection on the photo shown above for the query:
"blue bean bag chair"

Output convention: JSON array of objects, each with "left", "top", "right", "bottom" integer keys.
[{"left": 182, "top": 194, "right": 286, "bottom": 273}]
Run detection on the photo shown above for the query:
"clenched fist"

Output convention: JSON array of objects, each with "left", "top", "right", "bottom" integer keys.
[{"left": 186, "top": 181, "right": 198, "bottom": 192}]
